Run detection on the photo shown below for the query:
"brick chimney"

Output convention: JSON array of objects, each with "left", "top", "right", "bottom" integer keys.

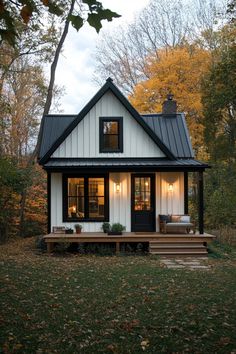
[{"left": 162, "top": 94, "right": 177, "bottom": 115}]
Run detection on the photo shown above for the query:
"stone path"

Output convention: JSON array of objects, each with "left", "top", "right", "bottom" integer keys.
[{"left": 160, "top": 257, "right": 211, "bottom": 270}]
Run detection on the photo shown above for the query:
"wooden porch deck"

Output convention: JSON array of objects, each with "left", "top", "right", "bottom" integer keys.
[{"left": 43, "top": 232, "right": 215, "bottom": 256}]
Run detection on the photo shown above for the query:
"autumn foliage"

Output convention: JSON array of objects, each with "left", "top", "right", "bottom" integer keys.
[{"left": 130, "top": 46, "right": 211, "bottom": 159}]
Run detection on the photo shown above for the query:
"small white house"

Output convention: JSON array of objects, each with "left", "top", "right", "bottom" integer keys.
[{"left": 38, "top": 78, "right": 208, "bottom": 234}]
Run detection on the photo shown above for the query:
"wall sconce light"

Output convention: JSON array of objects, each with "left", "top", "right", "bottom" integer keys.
[
  {"left": 115, "top": 182, "right": 121, "bottom": 193},
  {"left": 168, "top": 183, "right": 174, "bottom": 192}
]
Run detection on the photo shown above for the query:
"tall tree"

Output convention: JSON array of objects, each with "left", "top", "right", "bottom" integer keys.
[
  {"left": 130, "top": 46, "right": 211, "bottom": 158},
  {"left": 202, "top": 38, "right": 236, "bottom": 161},
  {"left": 1, "top": 57, "right": 48, "bottom": 159},
  {"left": 94, "top": 0, "right": 227, "bottom": 94}
]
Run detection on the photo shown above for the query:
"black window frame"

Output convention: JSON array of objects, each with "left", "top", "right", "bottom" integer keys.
[
  {"left": 63, "top": 174, "right": 109, "bottom": 222},
  {"left": 99, "top": 117, "right": 123, "bottom": 153}
]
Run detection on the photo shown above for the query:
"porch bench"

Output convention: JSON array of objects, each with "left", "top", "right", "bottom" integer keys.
[{"left": 159, "top": 214, "right": 196, "bottom": 234}]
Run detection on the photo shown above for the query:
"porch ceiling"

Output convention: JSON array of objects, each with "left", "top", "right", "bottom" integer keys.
[{"left": 44, "top": 158, "right": 209, "bottom": 172}]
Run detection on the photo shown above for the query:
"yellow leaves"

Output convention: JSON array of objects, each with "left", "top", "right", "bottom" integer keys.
[{"left": 129, "top": 45, "right": 211, "bottom": 157}]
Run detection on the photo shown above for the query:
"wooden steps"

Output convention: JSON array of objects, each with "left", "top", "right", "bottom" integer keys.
[{"left": 149, "top": 241, "right": 208, "bottom": 256}]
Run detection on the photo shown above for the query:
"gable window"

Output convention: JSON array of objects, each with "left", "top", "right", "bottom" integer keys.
[
  {"left": 99, "top": 117, "right": 123, "bottom": 153},
  {"left": 63, "top": 175, "right": 109, "bottom": 221}
]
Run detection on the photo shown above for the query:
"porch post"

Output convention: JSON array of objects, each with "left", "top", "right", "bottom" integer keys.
[
  {"left": 47, "top": 172, "right": 51, "bottom": 234},
  {"left": 198, "top": 171, "right": 204, "bottom": 234},
  {"left": 184, "top": 172, "right": 188, "bottom": 214}
]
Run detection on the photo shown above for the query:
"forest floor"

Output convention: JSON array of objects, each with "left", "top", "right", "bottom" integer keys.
[{"left": 0, "top": 237, "right": 236, "bottom": 354}]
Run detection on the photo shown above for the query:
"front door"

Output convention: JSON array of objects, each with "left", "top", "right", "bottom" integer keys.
[{"left": 131, "top": 174, "right": 155, "bottom": 232}]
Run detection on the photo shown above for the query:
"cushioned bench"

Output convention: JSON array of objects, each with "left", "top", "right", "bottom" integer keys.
[{"left": 159, "top": 214, "right": 196, "bottom": 234}]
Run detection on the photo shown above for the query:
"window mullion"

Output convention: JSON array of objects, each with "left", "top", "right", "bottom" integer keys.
[{"left": 84, "top": 177, "right": 89, "bottom": 219}]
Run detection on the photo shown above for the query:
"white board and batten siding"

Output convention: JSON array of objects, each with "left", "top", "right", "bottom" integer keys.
[
  {"left": 52, "top": 91, "right": 165, "bottom": 159},
  {"left": 50, "top": 172, "right": 184, "bottom": 232}
]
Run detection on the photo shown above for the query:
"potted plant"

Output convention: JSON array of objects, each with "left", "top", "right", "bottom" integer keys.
[
  {"left": 108, "top": 223, "right": 126, "bottom": 235},
  {"left": 65, "top": 227, "right": 74, "bottom": 234},
  {"left": 74, "top": 224, "right": 82, "bottom": 234},
  {"left": 101, "top": 222, "right": 111, "bottom": 233}
]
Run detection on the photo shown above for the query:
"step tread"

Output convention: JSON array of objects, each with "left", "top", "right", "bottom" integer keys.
[
  {"left": 150, "top": 251, "right": 208, "bottom": 255},
  {"left": 149, "top": 241, "right": 205, "bottom": 244},
  {"left": 149, "top": 245, "right": 206, "bottom": 249}
]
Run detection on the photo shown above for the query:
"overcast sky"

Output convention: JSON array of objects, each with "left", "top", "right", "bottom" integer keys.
[{"left": 54, "top": 0, "right": 150, "bottom": 114}]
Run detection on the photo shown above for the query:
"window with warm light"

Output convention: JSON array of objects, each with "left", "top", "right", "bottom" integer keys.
[{"left": 63, "top": 175, "right": 109, "bottom": 221}]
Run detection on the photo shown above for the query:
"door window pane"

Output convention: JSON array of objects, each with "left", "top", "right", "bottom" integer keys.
[{"left": 134, "top": 177, "right": 151, "bottom": 210}]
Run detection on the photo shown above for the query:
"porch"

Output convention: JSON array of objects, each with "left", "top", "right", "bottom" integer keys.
[{"left": 43, "top": 232, "right": 215, "bottom": 256}]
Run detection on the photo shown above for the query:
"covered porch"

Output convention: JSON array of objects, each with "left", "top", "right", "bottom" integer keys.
[{"left": 45, "top": 158, "right": 209, "bottom": 235}]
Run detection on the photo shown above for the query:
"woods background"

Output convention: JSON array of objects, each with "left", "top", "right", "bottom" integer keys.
[{"left": 0, "top": 0, "right": 236, "bottom": 242}]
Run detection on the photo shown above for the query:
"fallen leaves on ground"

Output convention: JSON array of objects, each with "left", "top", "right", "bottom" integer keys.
[{"left": 0, "top": 237, "right": 236, "bottom": 353}]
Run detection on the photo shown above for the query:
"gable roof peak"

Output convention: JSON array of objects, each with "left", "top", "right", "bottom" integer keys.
[
  {"left": 106, "top": 77, "right": 113, "bottom": 83},
  {"left": 38, "top": 78, "right": 175, "bottom": 164}
]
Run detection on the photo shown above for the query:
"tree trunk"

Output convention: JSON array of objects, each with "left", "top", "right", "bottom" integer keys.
[{"left": 19, "top": 0, "right": 76, "bottom": 237}]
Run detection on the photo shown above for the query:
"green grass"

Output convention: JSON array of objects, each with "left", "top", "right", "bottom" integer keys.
[
  {"left": 0, "top": 238, "right": 236, "bottom": 353},
  {"left": 208, "top": 239, "right": 236, "bottom": 259}
]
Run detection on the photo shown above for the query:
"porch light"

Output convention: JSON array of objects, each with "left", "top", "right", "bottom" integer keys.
[
  {"left": 72, "top": 205, "right": 76, "bottom": 212},
  {"left": 168, "top": 183, "right": 174, "bottom": 192},
  {"left": 115, "top": 182, "right": 121, "bottom": 193}
]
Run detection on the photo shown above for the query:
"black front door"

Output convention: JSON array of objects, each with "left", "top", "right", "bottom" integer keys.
[{"left": 131, "top": 174, "right": 155, "bottom": 232}]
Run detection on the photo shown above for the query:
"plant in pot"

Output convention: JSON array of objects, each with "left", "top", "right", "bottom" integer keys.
[
  {"left": 74, "top": 224, "right": 82, "bottom": 234},
  {"left": 101, "top": 222, "right": 111, "bottom": 233},
  {"left": 108, "top": 223, "right": 126, "bottom": 235},
  {"left": 65, "top": 227, "right": 74, "bottom": 234}
]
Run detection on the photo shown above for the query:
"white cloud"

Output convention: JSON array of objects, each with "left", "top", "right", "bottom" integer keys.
[{"left": 53, "top": 0, "right": 150, "bottom": 114}]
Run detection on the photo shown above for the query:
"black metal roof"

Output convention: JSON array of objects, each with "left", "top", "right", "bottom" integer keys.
[
  {"left": 37, "top": 78, "right": 200, "bottom": 168},
  {"left": 39, "top": 115, "right": 76, "bottom": 159},
  {"left": 44, "top": 158, "right": 209, "bottom": 171},
  {"left": 141, "top": 114, "right": 194, "bottom": 158},
  {"left": 38, "top": 78, "right": 175, "bottom": 164}
]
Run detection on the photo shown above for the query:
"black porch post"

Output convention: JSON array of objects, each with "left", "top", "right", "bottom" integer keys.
[
  {"left": 47, "top": 172, "right": 51, "bottom": 234},
  {"left": 184, "top": 172, "right": 188, "bottom": 214},
  {"left": 198, "top": 171, "right": 204, "bottom": 234}
]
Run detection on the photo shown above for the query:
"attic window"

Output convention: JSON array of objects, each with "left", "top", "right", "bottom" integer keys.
[{"left": 99, "top": 117, "right": 123, "bottom": 153}]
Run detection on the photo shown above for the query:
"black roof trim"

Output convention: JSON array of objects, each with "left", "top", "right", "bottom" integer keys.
[
  {"left": 43, "top": 157, "right": 210, "bottom": 172},
  {"left": 39, "top": 78, "right": 175, "bottom": 164}
]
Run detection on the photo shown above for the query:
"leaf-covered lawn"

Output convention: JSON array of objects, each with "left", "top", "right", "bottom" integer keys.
[{"left": 0, "top": 238, "right": 236, "bottom": 353}]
